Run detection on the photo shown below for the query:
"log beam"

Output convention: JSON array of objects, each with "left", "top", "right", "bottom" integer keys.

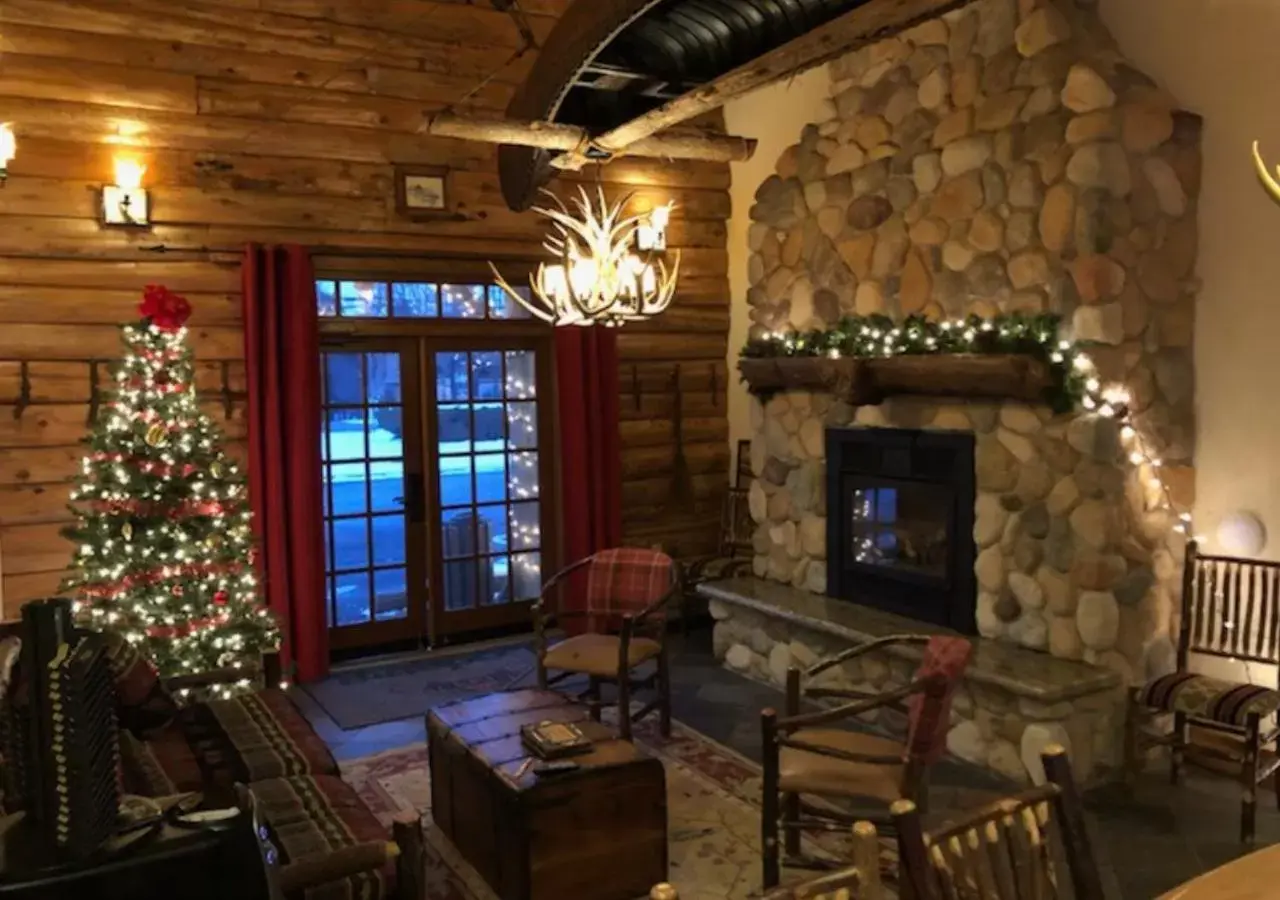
[
  {"left": 550, "top": 0, "right": 969, "bottom": 171},
  {"left": 425, "top": 112, "right": 757, "bottom": 165}
]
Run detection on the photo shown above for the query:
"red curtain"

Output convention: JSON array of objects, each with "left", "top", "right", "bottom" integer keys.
[
  {"left": 242, "top": 245, "right": 328, "bottom": 683},
  {"left": 555, "top": 326, "right": 622, "bottom": 565}
]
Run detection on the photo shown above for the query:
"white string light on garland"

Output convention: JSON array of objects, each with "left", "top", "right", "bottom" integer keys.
[{"left": 749, "top": 313, "right": 1195, "bottom": 543}]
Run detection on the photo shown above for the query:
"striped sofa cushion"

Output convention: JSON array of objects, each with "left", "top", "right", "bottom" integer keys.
[
  {"left": 120, "top": 688, "right": 340, "bottom": 802},
  {"left": 1137, "top": 672, "right": 1280, "bottom": 727},
  {"left": 253, "top": 775, "right": 395, "bottom": 900}
]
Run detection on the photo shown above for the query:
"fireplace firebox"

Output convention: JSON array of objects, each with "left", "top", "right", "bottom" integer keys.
[{"left": 826, "top": 427, "right": 976, "bottom": 634}]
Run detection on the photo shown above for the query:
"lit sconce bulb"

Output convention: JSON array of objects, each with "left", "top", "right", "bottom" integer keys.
[
  {"left": 1085, "top": 378, "right": 1101, "bottom": 392},
  {"left": 102, "top": 154, "right": 151, "bottom": 226},
  {"left": 0, "top": 123, "right": 14, "bottom": 182},
  {"left": 113, "top": 156, "right": 147, "bottom": 190},
  {"left": 1129, "top": 451, "right": 1145, "bottom": 465},
  {"left": 1179, "top": 512, "right": 1193, "bottom": 523},
  {"left": 1120, "top": 425, "right": 1135, "bottom": 440},
  {"left": 1072, "top": 354, "right": 1092, "bottom": 370}
]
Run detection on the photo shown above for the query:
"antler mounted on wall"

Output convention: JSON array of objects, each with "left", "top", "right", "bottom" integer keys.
[{"left": 1252, "top": 141, "right": 1280, "bottom": 204}]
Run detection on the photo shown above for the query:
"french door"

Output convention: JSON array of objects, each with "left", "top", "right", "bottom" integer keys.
[{"left": 320, "top": 335, "right": 554, "bottom": 650}]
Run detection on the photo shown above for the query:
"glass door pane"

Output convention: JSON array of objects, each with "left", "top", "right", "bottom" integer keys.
[
  {"left": 429, "top": 346, "right": 545, "bottom": 631},
  {"left": 321, "top": 344, "right": 423, "bottom": 647}
]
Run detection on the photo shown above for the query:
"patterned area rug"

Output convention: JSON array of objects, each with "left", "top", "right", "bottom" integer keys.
[
  {"left": 304, "top": 642, "right": 537, "bottom": 729},
  {"left": 340, "top": 716, "right": 898, "bottom": 900}
]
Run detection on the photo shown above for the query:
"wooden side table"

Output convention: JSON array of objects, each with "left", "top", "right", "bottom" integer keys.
[
  {"left": 1158, "top": 843, "right": 1280, "bottom": 900},
  {"left": 426, "top": 688, "right": 667, "bottom": 900}
]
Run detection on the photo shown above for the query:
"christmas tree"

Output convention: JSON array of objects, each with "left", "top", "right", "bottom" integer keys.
[{"left": 61, "top": 285, "right": 279, "bottom": 697}]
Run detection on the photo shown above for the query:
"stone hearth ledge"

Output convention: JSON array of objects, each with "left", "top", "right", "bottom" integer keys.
[
  {"left": 700, "top": 577, "right": 1117, "bottom": 703},
  {"left": 699, "top": 577, "right": 1125, "bottom": 784}
]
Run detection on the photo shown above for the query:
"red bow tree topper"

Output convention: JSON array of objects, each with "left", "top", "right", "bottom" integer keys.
[{"left": 140, "top": 284, "right": 193, "bottom": 331}]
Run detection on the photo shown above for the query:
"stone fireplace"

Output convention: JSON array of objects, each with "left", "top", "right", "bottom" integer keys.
[
  {"left": 827, "top": 426, "right": 977, "bottom": 633},
  {"left": 705, "top": 0, "right": 1202, "bottom": 784}
]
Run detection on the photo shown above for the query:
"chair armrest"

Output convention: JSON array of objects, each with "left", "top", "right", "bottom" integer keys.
[
  {"left": 779, "top": 736, "right": 905, "bottom": 767},
  {"left": 778, "top": 677, "right": 931, "bottom": 731},
  {"left": 807, "top": 634, "right": 930, "bottom": 678},
  {"left": 277, "top": 842, "right": 398, "bottom": 894},
  {"left": 164, "top": 665, "right": 256, "bottom": 692}
]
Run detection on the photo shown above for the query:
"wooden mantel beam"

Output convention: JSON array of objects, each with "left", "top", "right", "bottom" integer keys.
[
  {"left": 550, "top": 0, "right": 969, "bottom": 171},
  {"left": 426, "top": 112, "right": 757, "bottom": 165}
]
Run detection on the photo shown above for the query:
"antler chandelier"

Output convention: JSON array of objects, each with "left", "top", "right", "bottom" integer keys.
[{"left": 491, "top": 187, "right": 680, "bottom": 327}]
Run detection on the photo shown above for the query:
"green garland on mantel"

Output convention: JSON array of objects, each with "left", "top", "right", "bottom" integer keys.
[{"left": 738, "top": 313, "right": 1107, "bottom": 415}]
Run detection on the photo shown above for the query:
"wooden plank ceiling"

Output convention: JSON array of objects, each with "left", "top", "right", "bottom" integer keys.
[{"left": 0, "top": 0, "right": 731, "bottom": 612}]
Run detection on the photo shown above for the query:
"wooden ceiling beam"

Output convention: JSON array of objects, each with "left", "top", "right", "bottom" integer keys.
[
  {"left": 549, "top": 0, "right": 970, "bottom": 171},
  {"left": 426, "top": 111, "right": 757, "bottom": 165}
]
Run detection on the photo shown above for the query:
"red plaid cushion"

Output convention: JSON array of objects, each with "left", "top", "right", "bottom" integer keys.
[
  {"left": 905, "top": 636, "right": 973, "bottom": 765},
  {"left": 583, "top": 548, "right": 675, "bottom": 627}
]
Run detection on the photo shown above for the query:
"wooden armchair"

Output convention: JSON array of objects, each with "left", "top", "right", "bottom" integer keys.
[
  {"left": 760, "top": 634, "right": 973, "bottom": 890},
  {"left": 1125, "top": 540, "right": 1280, "bottom": 842},
  {"left": 679, "top": 487, "right": 753, "bottom": 622},
  {"left": 534, "top": 547, "right": 678, "bottom": 740},
  {"left": 893, "top": 745, "right": 1104, "bottom": 900},
  {"left": 651, "top": 821, "right": 885, "bottom": 900}
]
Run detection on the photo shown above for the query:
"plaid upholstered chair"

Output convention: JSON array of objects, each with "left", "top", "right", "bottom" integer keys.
[
  {"left": 760, "top": 634, "right": 973, "bottom": 889},
  {"left": 534, "top": 547, "right": 679, "bottom": 741},
  {"left": 1126, "top": 540, "right": 1280, "bottom": 843},
  {"left": 893, "top": 745, "right": 1104, "bottom": 900}
]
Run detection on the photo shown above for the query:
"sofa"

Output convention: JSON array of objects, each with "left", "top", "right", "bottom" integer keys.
[{"left": 100, "top": 634, "right": 423, "bottom": 900}]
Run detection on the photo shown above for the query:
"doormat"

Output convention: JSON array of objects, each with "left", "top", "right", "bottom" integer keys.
[
  {"left": 303, "top": 641, "right": 538, "bottom": 729},
  {"left": 339, "top": 716, "right": 900, "bottom": 900}
]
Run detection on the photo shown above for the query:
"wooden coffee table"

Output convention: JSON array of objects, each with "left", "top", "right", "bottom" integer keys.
[{"left": 426, "top": 688, "right": 668, "bottom": 900}]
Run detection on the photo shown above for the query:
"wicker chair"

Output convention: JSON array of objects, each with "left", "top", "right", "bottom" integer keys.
[
  {"left": 1126, "top": 539, "right": 1280, "bottom": 842},
  {"left": 533, "top": 547, "right": 678, "bottom": 740},
  {"left": 760, "top": 634, "right": 973, "bottom": 889},
  {"left": 892, "top": 745, "right": 1104, "bottom": 900}
]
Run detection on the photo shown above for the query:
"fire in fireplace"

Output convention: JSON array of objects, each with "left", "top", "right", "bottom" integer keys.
[{"left": 826, "top": 427, "right": 976, "bottom": 633}]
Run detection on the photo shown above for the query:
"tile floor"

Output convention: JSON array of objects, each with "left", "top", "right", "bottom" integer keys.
[{"left": 293, "top": 627, "right": 1280, "bottom": 899}]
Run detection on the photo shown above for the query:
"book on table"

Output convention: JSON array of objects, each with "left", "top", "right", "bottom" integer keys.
[{"left": 520, "top": 720, "right": 593, "bottom": 759}]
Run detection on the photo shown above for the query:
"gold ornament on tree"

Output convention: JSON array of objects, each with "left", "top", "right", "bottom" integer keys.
[
  {"left": 211, "top": 461, "right": 224, "bottom": 478},
  {"left": 145, "top": 423, "right": 168, "bottom": 447},
  {"left": 121, "top": 521, "right": 133, "bottom": 541}
]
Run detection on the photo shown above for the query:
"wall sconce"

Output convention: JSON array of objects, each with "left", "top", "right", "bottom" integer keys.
[
  {"left": 0, "top": 123, "right": 15, "bottom": 186},
  {"left": 636, "top": 202, "right": 672, "bottom": 253},
  {"left": 101, "top": 156, "right": 150, "bottom": 226},
  {"left": 1216, "top": 511, "right": 1267, "bottom": 556}
]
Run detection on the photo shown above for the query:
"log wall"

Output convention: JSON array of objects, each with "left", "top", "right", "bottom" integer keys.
[{"left": 0, "top": 0, "right": 730, "bottom": 614}]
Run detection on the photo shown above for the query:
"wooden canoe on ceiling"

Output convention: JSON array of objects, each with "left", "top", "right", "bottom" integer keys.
[{"left": 497, "top": 0, "right": 972, "bottom": 211}]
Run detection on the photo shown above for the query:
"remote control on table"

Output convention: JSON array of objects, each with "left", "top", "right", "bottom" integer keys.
[{"left": 533, "top": 761, "right": 580, "bottom": 777}]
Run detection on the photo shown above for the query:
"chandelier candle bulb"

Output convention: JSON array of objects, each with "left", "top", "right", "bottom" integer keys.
[{"left": 490, "top": 187, "right": 680, "bottom": 327}]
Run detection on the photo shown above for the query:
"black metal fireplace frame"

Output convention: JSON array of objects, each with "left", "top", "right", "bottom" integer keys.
[{"left": 825, "top": 426, "right": 977, "bottom": 634}]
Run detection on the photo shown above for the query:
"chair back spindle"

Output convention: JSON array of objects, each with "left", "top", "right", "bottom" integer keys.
[
  {"left": 1180, "top": 540, "right": 1280, "bottom": 668},
  {"left": 893, "top": 746, "right": 1103, "bottom": 900}
]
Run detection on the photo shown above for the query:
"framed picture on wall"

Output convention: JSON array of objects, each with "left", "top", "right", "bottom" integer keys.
[{"left": 395, "top": 166, "right": 452, "bottom": 219}]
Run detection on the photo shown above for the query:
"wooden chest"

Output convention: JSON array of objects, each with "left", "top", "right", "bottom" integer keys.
[{"left": 426, "top": 689, "right": 668, "bottom": 900}]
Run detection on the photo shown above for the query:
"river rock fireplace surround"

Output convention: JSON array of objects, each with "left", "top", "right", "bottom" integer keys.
[{"left": 705, "top": 0, "right": 1202, "bottom": 784}]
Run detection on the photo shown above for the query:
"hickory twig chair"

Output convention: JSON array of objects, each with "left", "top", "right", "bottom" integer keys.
[
  {"left": 1125, "top": 539, "right": 1280, "bottom": 843},
  {"left": 533, "top": 547, "right": 678, "bottom": 741},
  {"left": 679, "top": 487, "right": 753, "bottom": 623},
  {"left": 760, "top": 634, "right": 973, "bottom": 890},
  {"left": 892, "top": 745, "right": 1104, "bottom": 900},
  {"left": 650, "top": 821, "right": 885, "bottom": 900}
]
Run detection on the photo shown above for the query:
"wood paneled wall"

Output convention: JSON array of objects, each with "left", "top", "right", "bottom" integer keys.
[{"left": 0, "top": 0, "right": 730, "bottom": 614}]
